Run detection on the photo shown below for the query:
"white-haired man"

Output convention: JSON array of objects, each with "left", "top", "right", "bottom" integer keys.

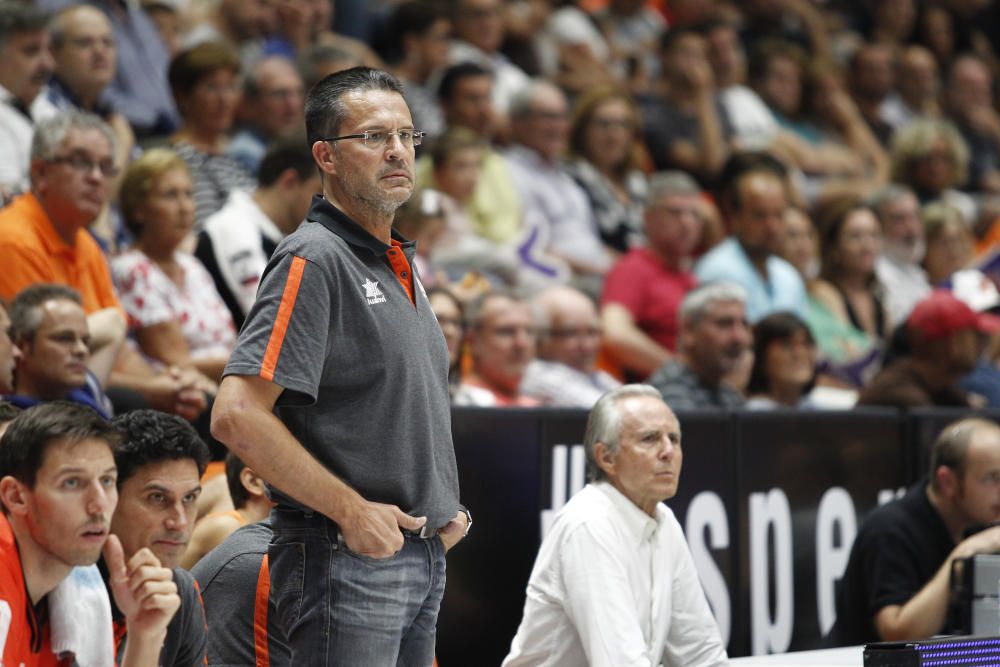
[{"left": 504, "top": 384, "right": 728, "bottom": 666}]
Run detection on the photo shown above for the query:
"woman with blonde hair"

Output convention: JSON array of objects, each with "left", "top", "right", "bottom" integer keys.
[
  {"left": 112, "top": 148, "right": 235, "bottom": 385},
  {"left": 566, "top": 86, "right": 648, "bottom": 253},
  {"left": 889, "top": 119, "right": 975, "bottom": 223}
]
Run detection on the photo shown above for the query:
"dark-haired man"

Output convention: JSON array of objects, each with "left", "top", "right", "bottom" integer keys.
[
  {"left": 213, "top": 67, "right": 468, "bottom": 665},
  {"left": 0, "top": 402, "right": 180, "bottom": 666},
  {"left": 829, "top": 418, "right": 1000, "bottom": 645},
  {"left": 105, "top": 409, "right": 210, "bottom": 666},
  {"left": 197, "top": 139, "right": 320, "bottom": 328},
  {"left": 6, "top": 283, "right": 121, "bottom": 417}
]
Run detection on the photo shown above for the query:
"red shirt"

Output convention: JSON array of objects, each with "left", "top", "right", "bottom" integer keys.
[
  {"left": 601, "top": 247, "right": 697, "bottom": 352},
  {"left": 0, "top": 514, "right": 63, "bottom": 667}
]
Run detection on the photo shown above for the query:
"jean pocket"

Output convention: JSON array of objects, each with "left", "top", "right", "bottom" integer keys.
[
  {"left": 267, "top": 541, "right": 306, "bottom": 630},
  {"left": 336, "top": 533, "right": 399, "bottom": 565}
]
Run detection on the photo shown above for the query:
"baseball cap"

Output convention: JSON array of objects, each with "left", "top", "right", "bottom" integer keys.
[
  {"left": 951, "top": 269, "right": 1000, "bottom": 313},
  {"left": 907, "top": 290, "right": 1000, "bottom": 342}
]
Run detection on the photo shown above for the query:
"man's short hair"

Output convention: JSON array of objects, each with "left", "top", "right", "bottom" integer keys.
[
  {"left": 929, "top": 418, "right": 1000, "bottom": 491},
  {"left": 583, "top": 384, "right": 663, "bottom": 482},
  {"left": 679, "top": 282, "right": 748, "bottom": 327},
  {"left": 31, "top": 109, "right": 117, "bottom": 164},
  {"left": 437, "top": 61, "right": 492, "bottom": 104},
  {"left": 717, "top": 151, "right": 787, "bottom": 215},
  {"left": 0, "top": 402, "right": 118, "bottom": 489},
  {"left": 508, "top": 79, "right": 559, "bottom": 120},
  {"left": 0, "top": 1, "right": 49, "bottom": 49},
  {"left": 304, "top": 66, "right": 404, "bottom": 146},
  {"left": 0, "top": 401, "right": 20, "bottom": 427},
  {"left": 257, "top": 138, "right": 315, "bottom": 188},
  {"left": 384, "top": 1, "right": 447, "bottom": 63},
  {"left": 243, "top": 55, "right": 295, "bottom": 98},
  {"left": 464, "top": 289, "right": 530, "bottom": 331},
  {"left": 224, "top": 451, "right": 250, "bottom": 510},
  {"left": 111, "top": 410, "right": 211, "bottom": 487},
  {"left": 647, "top": 170, "right": 701, "bottom": 202},
  {"left": 658, "top": 25, "right": 701, "bottom": 55},
  {"left": 9, "top": 283, "right": 82, "bottom": 342},
  {"left": 429, "top": 126, "right": 485, "bottom": 169}
]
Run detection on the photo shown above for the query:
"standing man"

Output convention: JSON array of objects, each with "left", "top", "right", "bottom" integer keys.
[
  {"left": 503, "top": 385, "right": 728, "bottom": 666},
  {"left": 211, "top": 67, "right": 469, "bottom": 665}
]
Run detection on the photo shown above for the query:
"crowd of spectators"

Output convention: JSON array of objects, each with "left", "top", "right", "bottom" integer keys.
[{"left": 2, "top": 0, "right": 1000, "bottom": 661}]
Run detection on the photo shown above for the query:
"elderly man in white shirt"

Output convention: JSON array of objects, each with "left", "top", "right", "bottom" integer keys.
[{"left": 503, "top": 384, "right": 729, "bottom": 667}]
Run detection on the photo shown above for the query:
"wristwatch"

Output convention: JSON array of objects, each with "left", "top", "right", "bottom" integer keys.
[{"left": 459, "top": 508, "right": 472, "bottom": 537}]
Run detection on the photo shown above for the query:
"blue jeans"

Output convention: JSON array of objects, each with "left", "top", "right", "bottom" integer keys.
[{"left": 268, "top": 507, "right": 447, "bottom": 666}]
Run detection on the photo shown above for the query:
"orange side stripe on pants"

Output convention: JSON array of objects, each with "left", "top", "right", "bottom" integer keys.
[
  {"left": 260, "top": 256, "right": 306, "bottom": 382},
  {"left": 254, "top": 554, "right": 271, "bottom": 667}
]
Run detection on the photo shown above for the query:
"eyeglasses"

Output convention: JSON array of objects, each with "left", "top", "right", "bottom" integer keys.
[
  {"left": 321, "top": 129, "right": 425, "bottom": 149},
  {"left": 47, "top": 153, "right": 119, "bottom": 178}
]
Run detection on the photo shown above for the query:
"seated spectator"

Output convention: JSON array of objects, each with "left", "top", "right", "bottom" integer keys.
[
  {"left": 923, "top": 202, "right": 975, "bottom": 285},
  {"left": 384, "top": 1, "right": 450, "bottom": 141},
  {"left": 0, "top": 302, "right": 16, "bottom": 394},
  {"left": 566, "top": 86, "right": 647, "bottom": 254},
  {"left": 502, "top": 384, "right": 728, "bottom": 667},
  {"left": 180, "top": 0, "right": 274, "bottom": 65},
  {"left": 421, "top": 62, "right": 522, "bottom": 245},
  {"left": 168, "top": 42, "right": 255, "bottom": 227},
  {"left": 889, "top": 119, "right": 976, "bottom": 223},
  {"left": 227, "top": 56, "right": 305, "bottom": 175},
  {"left": 182, "top": 452, "right": 271, "bottom": 569},
  {"left": 945, "top": 54, "right": 1000, "bottom": 194},
  {"left": 745, "top": 311, "right": 823, "bottom": 409},
  {"left": 0, "top": 2, "right": 57, "bottom": 195},
  {"left": 531, "top": 0, "right": 616, "bottom": 96},
  {"left": 695, "top": 152, "right": 808, "bottom": 322},
  {"left": 504, "top": 80, "right": 613, "bottom": 292},
  {"left": 420, "top": 129, "right": 531, "bottom": 286},
  {"left": 47, "top": 4, "right": 134, "bottom": 182},
  {"left": 392, "top": 187, "right": 453, "bottom": 287},
  {"left": 828, "top": 418, "right": 1000, "bottom": 645},
  {"left": 427, "top": 286, "right": 466, "bottom": 394},
  {"left": 197, "top": 139, "right": 318, "bottom": 329},
  {"left": 520, "top": 286, "right": 621, "bottom": 407},
  {"left": 0, "top": 402, "right": 180, "bottom": 666},
  {"left": 593, "top": 0, "right": 666, "bottom": 92},
  {"left": 601, "top": 171, "right": 702, "bottom": 380},
  {"left": 847, "top": 42, "right": 895, "bottom": 147},
  {"left": 0, "top": 110, "right": 208, "bottom": 422},
  {"left": 641, "top": 27, "right": 729, "bottom": 181},
  {"left": 448, "top": 0, "right": 530, "bottom": 117},
  {"left": 858, "top": 290, "right": 1000, "bottom": 407},
  {"left": 454, "top": 291, "right": 540, "bottom": 407},
  {"left": 872, "top": 185, "right": 931, "bottom": 323},
  {"left": 647, "top": 282, "right": 752, "bottom": 410},
  {"left": 950, "top": 269, "right": 1000, "bottom": 407},
  {"left": 107, "top": 409, "right": 210, "bottom": 665},
  {"left": 114, "top": 149, "right": 237, "bottom": 384},
  {"left": 880, "top": 45, "right": 940, "bottom": 132},
  {"left": 810, "top": 197, "right": 891, "bottom": 373},
  {"left": 6, "top": 284, "right": 122, "bottom": 418},
  {"left": 192, "top": 519, "right": 290, "bottom": 666}
]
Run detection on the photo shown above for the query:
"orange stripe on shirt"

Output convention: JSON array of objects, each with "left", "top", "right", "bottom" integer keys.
[
  {"left": 254, "top": 555, "right": 271, "bottom": 667},
  {"left": 193, "top": 579, "right": 209, "bottom": 665},
  {"left": 260, "top": 256, "right": 306, "bottom": 381}
]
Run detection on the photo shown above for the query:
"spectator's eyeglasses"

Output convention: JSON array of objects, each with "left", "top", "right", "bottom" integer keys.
[
  {"left": 47, "top": 153, "right": 119, "bottom": 178},
  {"left": 321, "top": 129, "right": 425, "bottom": 149}
]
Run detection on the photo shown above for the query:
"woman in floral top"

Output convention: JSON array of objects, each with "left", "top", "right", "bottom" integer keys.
[{"left": 112, "top": 149, "right": 236, "bottom": 384}]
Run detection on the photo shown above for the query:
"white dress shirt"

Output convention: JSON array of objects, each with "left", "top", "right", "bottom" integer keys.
[{"left": 503, "top": 482, "right": 729, "bottom": 667}]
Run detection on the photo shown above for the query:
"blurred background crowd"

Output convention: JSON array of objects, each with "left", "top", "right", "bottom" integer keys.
[{"left": 3, "top": 0, "right": 1000, "bottom": 436}]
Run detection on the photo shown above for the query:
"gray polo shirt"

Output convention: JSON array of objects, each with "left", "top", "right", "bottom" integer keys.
[
  {"left": 224, "top": 196, "right": 461, "bottom": 528},
  {"left": 193, "top": 520, "right": 289, "bottom": 666}
]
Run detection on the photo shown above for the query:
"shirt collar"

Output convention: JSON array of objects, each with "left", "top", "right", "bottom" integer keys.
[
  {"left": 594, "top": 481, "right": 662, "bottom": 545},
  {"left": 306, "top": 194, "right": 416, "bottom": 258}
]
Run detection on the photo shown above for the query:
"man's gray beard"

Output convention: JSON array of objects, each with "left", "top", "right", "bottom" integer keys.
[{"left": 884, "top": 238, "right": 926, "bottom": 266}]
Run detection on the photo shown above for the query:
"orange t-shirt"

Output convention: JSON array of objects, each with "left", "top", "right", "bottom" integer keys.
[
  {"left": 0, "top": 192, "right": 122, "bottom": 314},
  {"left": 0, "top": 514, "right": 63, "bottom": 666}
]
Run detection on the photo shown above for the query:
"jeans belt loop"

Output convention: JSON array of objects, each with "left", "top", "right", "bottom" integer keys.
[{"left": 418, "top": 524, "right": 436, "bottom": 539}]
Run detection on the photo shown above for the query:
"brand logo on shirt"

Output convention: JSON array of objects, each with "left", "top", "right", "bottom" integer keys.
[{"left": 362, "top": 278, "right": 386, "bottom": 305}]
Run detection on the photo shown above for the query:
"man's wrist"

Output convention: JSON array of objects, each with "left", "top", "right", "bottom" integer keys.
[{"left": 459, "top": 508, "right": 472, "bottom": 537}]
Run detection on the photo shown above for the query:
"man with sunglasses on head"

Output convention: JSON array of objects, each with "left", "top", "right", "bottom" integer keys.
[{"left": 213, "top": 67, "right": 469, "bottom": 666}]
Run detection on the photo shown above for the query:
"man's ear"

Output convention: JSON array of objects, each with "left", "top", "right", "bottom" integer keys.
[
  {"left": 240, "top": 467, "right": 267, "bottom": 497},
  {"left": 311, "top": 140, "right": 337, "bottom": 177},
  {"left": 594, "top": 441, "right": 616, "bottom": 478},
  {"left": 0, "top": 476, "right": 29, "bottom": 517},
  {"left": 935, "top": 465, "right": 960, "bottom": 498}
]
